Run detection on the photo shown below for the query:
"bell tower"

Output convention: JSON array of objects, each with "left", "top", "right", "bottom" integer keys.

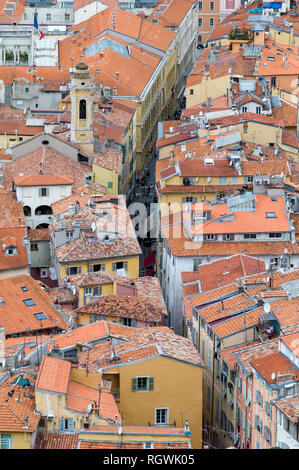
[{"left": 70, "top": 62, "right": 94, "bottom": 154}]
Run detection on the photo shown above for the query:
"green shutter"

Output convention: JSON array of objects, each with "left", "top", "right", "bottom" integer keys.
[
  {"left": 132, "top": 378, "right": 137, "bottom": 392},
  {"left": 148, "top": 377, "right": 154, "bottom": 391}
]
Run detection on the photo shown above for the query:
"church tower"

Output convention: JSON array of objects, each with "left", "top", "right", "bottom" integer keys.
[{"left": 70, "top": 62, "right": 94, "bottom": 154}]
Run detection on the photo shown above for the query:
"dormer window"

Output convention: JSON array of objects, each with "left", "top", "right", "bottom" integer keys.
[{"left": 5, "top": 245, "right": 17, "bottom": 256}]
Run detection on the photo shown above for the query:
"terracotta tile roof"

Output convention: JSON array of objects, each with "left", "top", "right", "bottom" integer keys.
[
  {"left": 0, "top": 119, "right": 44, "bottom": 136},
  {"left": 35, "top": 433, "right": 79, "bottom": 449},
  {"left": 272, "top": 396, "right": 299, "bottom": 424},
  {"left": 83, "top": 424, "right": 188, "bottom": 435},
  {"left": 282, "top": 132, "right": 299, "bottom": 150},
  {"left": 0, "top": 373, "right": 39, "bottom": 433},
  {"left": 190, "top": 283, "right": 239, "bottom": 308},
  {"left": 148, "top": 0, "right": 196, "bottom": 28},
  {"left": 13, "top": 174, "right": 74, "bottom": 186},
  {"left": 0, "top": 191, "right": 26, "bottom": 228},
  {"left": 76, "top": 295, "right": 165, "bottom": 324},
  {"left": 36, "top": 356, "right": 71, "bottom": 394},
  {"left": 234, "top": 339, "right": 279, "bottom": 376},
  {"left": 211, "top": 306, "right": 264, "bottom": 339},
  {"left": 78, "top": 326, "right": 204, "bottom": 370},
  {"left": 280, "top": 332, "right": 299, "bottom": 358},
  {"left": 51, "top": 194, "right": 92, "bottom": 216},
  {"left": 66, "top": 381, "right": 120, "bottom": 420},
  {"left": 267, "top": 297, "right": 299, "bottom": 331},
  {"left": 0, "top": 227, "right": 30, "bottom": 272},
  {"left": 0, "top": 274, "right": 68, "bottom": 335},
  {"left": 3, "top": 146, "right": 87, "bottom": 195},
  {"left": 59, "top": 9, "right": 175, "bottom": 99},
  {"left": 195, "top": 254, "right": 266, "bottom": 292},
  {"left": 51, "top": 321, "right": 108, "bottom": 350},
  {"left": 45, "top": 287, "right": 77, "bottom": 304},
  {"left": 272, "top": 99, "right": 297, "bottom": 129},
  {"left": 53, "top": 199, "right": 142, "bottom": 262},
  {"left": 197, "top": 294, "right": 257, "bottom": 325},
  {"left": 27, "top": 228, "right": 50, "bottom": 242},
  {"left": 250, "top": 352, "right": 299, "bottom": 385},
  {"left": 220, "top": 341, "right": 260, "bottom": 370},
  {"left": 209, "top": 112, "right": 284, "bottom": 129}
]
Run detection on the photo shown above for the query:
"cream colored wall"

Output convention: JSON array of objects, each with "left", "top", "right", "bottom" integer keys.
[{"left": 0, "top": 266, "right": 30, "bottom": 278}]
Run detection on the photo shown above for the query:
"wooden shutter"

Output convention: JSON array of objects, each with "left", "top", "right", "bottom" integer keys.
[
  {"left": 148, "top": 377, "right": 154, "bottom": 391},
  {"left": 124, "top": 261, "right": 128, "bottom": 270},
  {"left": 132, "top": 378, "right": 137, "bottom": 392},
  {"left": 60, "top": 419, "right": 64, "bottom": 432},
  {"left": 112, "top": 263, "right": 116, "bottom": 271},
  {"left": 68, "top": 418, "right": 74, "bottom": 432}
]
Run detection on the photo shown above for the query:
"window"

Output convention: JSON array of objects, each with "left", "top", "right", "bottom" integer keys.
[
  {"left": 155, "top": 408, "right": 169, "bottom": 426},
  {"left": 21, "top": 286, "right": 28, "bottom": 292},
  {"left": 198, "top": 18, "right": 202, "bottom": 27},
  {"left": 144, "top": 443, "right": 153, "bottom": 449},
  {"left": 210, "top": 1, "right": 214, "bottom": 9},
  {"left": 132, "top": 377, "right": 154, "bottom": 392},
  {"left": 65, "top": 13, "right": 70, "bottom": 20},
  {"left": 23, "top": 298, "right": 36, "bottom": 307},
  {"left": 245, "top": 176, "right": 253, "bottom": 183},
  {"left": 244, "top": 233, "right": 256, "bottom": 239},
  {"left": 93, "top": 286, "right": 101, "bottom": 296},
  {"left": 193, "top": 258, "right": 202, "bottom": 271},
  {"left": 34, "top": 312, "right": 48, "bottom": 321},
  {"left": 66, "top": 266, "right": 82, "bottom": 276},
  {"left": 25, "top": 87, "right": 29, "bottom": 93},
  {"left": 66, "top": 231, "right": 74, "bottom": 238},
  {"left": 198, "top": 35, "right": 202, "bottom": 42},
  {"left": 112, "top": 261, "right": 128, "bottom": 271},
  {"left": 31, "top": 243, "right": 38, "bottom": 252},
  {"left": 266, "top": 212, "right": 276, "bottom": 218},
  {"left": 85, "top": 287, "right": 92, "bottom": 296},
  {"left": 79, "top": 99, "right": 86, "bottom": 119},
  {"left": 208, "top": 348, "right": 212, "bottom": 370},
  {"left": 201, "top": 339, "right": 206, "bottom": 362},
  {"left": 271, "top": 77, "right": 277, "bottom": 87},
  {"left": 107, "top": 182, "right": 113, "bottom": 189},
  {"left": 223, "top": 234, "right": 234, "bottom": 241},
  {"left": 210, "top": 18, "right": 214, "bottom": 27},
  {"left": 1, "top": 434, "right": 11, "bottom": 449},
  {"left": 46, "top": 13, "right": 51, "bottom": 20},
  {"left": 269, "top": 232, "right": 281, "bottom": 238},
  {"left": 204, "top": 234, "right": 217, "bottom": 241},
  {"left": 242, "top": 106, "right": 247, "bottom": 113},
  {"left": 5, "top": 246, "right": 17, "bottom": 256},
  {"left": 256, "top": 107, "right": 261, "bottom": 114},
  {"left": 89, "top": 264, "right": 105, "bottom": 272},
  {"left": 219, "top": 176, "right": 227, "bottom": 184},
  {"left": 198, "top": 1, "right": 202, "bottom": 9},
  {"left": 39, "top": 187, "right": 49, "bottom": 197},
  {"left": 60, "top": 418, "right": 74, "bottom": 432}
]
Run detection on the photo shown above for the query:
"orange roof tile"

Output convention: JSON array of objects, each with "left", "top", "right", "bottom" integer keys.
[
  {"left": 0, "top": 275, "right": 68, "bottom": 335},
  {"left": 250, "top": 352, "right": 299, "bottom": 384},
  {"left": 36, "top": 356, "right": 71, "bottom": 394},
  {"left": 13, "top": 174, "right": 74, "bottom": 186}
]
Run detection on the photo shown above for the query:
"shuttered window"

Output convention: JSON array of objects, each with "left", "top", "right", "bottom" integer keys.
[
  {"left": 1, "top": 434, "right": 11, "bottom": 449},
  {"left": 132, "top": 377, "right": 154, "bottom": 392}
]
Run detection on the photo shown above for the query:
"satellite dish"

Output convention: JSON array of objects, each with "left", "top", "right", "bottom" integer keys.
[
  {"left": 87, "top": 404, "right": 92, "bottom": 413},
  {"left": 271, "top": 372, "right": 276, "bottom": 381},
  {"left": 264, "top": 303, "right": 271, "bottom": 314}
]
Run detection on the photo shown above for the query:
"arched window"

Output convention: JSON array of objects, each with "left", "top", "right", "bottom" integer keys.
[
  {"left": 79, "top": 99, "right": 86, "bottom": 119},
  {"left": 23, "top": 206, "right": 31, "bottom": 217}
]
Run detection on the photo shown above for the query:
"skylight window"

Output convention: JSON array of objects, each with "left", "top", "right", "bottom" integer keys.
[
  {"left": 23, "top": 298, "right": 36, "bottom": 307},
  {"left": 34, "top": 312, "right": 47, "bottom": 321},
  {"left": 266, "top": 212, "right": 276, "bottom": 218},
  {"left": 21, "top": 286, "right": 28, "bottom": 292}
]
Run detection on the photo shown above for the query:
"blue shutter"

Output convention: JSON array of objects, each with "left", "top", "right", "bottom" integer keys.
[
  {"left": 60, "top": 419, "right": 64, "bottom": 432},
  {"left": 255, "top": 390, "right": 258, "bottom": 403},
  {"left": 68, "top": 418, "right": 74, "bottom": 432}
]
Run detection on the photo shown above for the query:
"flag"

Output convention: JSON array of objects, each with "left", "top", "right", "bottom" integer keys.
[{"left": 33, "top": 13, "right": 45, "bottom": 40}]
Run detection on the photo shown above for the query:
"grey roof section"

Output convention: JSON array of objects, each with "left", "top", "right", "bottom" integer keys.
[
  {"left": 226, "top": 192, "right": 255, "bottom": 211},
  {"left": 271, "top": 95, "right": 281, "bottom": 108},
  {"left": 243, "top": 45, "right": 263, "bottom": 57},
  {"left": 239, "top": 80, "right": 256, "bottom": 93},
  {"left": 247, "top": 15, "right": 274, "bottom": 24},
  {"left": 86, "top": 38, "right": 130, "bottom": 59},
  {"left": 215, "top": 130, "right": 241, "bottom": 149},
  {"left": 251, "top": 23, "right": 265, "bottom": 31},
  {"left": 281, "top": 279, "right": 299, "bottom": 299}
]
